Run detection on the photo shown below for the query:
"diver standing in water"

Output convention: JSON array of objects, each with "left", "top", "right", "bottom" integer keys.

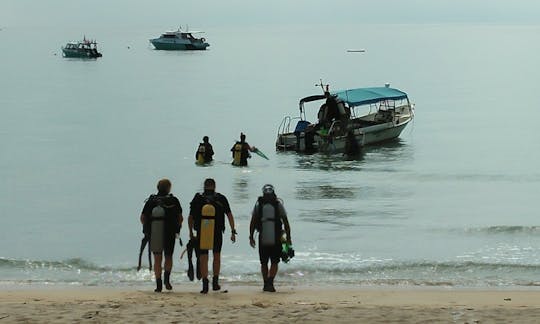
[
  {"left": 140, "top": 179, "right": 183, "bottom": 292},
  {"left": 231, "top": 133, "right": 255, "bottom": 166},
  {"left": 195, "top": 136, "right": 214, "bottom": 164},
  {"left": 249, "top": 184, "right": 292, "bottom": 292},
  {"left": 188, "top": 178, "right": 237, "bottom": 293}
]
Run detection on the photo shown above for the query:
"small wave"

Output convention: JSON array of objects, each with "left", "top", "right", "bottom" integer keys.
[
  {"left": 0, "top": 257, "right": 133, "bottom": 272},
  {"left": 463, "top": 226, "right": 540, "bottom": 235}
]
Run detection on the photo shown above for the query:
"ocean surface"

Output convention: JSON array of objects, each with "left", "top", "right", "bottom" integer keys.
[{"left": 1, "top": 10, "right": 540, "bottom": 288}]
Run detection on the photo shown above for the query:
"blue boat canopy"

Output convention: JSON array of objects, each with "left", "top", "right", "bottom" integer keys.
[{"left": 332, "top": 87, "right": 408, "bottom": 107}]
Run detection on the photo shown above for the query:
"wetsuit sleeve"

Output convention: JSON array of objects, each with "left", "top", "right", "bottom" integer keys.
[
  {"left": 173, "top": 197, "right": 182, "bottom": 214},
  {"left": 219, "top": 194, "right": 232, "bottom": 214},
  {"left": 277, "top": 201, "right": 288, "bottom": 221},
  {"left": 189, "top": 194, "right": 200, "bottom": 216},
  {"left": 251, "top": 201, "right": 259, "bottom": 218},
  {"left": 141, "top": 197, "right": 153, "bottom": 216}
]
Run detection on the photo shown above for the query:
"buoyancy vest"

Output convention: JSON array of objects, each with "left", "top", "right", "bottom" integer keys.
[
  {"left": 255, "top": 197, "right": 283, "bottom": 246},
  {"left": 232, "top": 142, "right": 243, "bottom": 166}
]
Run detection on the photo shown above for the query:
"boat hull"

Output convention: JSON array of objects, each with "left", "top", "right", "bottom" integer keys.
[
  {"left": 276, "top": 119, "right": 411, "bottom": 154},
  {"left": 150, "top": 39, "right": 209, "bottom": 50},
  {"left": 62, "top": 49, "right": 102, "bottom": 58}
]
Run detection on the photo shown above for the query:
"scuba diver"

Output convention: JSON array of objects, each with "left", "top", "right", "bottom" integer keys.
[
  {"left": 231, "top": 133, "right": 255, "bottom": 166},
  {"left": 140, "top": 179, "right": 183, "bottom": 292},
  {"left": 188, "top": 178, "right": 237, "bottom": 294},
  {"left": 249, "top": 184, "right": 292, "bottom": 292},
  {"left": 195, "top": 136, "right": 214, "bottom": 164}
]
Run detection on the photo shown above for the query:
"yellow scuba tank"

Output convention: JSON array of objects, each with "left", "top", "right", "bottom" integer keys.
[
  {"left": 199, "top": 202, "right": 215, "bottom": 250},
  {"left": 232, "top": 143, "right": 243, "bottom": 166},
  {"left": 196, "top": 144, "right": 205, "bottom": 164}
]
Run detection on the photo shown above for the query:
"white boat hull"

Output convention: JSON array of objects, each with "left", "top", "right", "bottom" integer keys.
[{"left": 276, "top": 117, "right": 412, "bottom": 153}]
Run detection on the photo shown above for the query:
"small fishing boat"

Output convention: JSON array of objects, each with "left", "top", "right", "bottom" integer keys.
[
  {"left": 61, "top": 37, "right": 102, "bottom": 58},
  {"left": 276, "top": 83, "right": 414, "bottom": 154},
  {"left": 149, "top": 28, "right": 209, "bottom": 50}
]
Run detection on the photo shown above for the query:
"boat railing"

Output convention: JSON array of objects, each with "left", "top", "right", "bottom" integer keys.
[{"left": 277, "top": 116, "right": 300, "bottom": 135}]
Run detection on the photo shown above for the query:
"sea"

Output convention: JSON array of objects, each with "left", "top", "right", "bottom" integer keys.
[{"left": 1, "top": 2, "right": 540, "bottom": 288}]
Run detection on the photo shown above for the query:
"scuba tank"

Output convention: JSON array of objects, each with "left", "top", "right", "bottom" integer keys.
[
  {"left": 150, "top": 203, "right": 165, "bottom": 253},
  {"left": 196, "top": 143, "right": 206, "bottom": 164},
  {"left": 260, "top": 203, "right": 277, "bottom": 246},
  {"left": 232, "top": 143, "right": 243, "bottom": 166},
  {"left": 199, "top": 200, "right": 215, "bottom": 250}
]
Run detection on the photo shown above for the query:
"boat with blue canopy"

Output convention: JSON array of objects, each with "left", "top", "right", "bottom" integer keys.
[{"left": 276, "top": 83, "right": 414, "bottom": 153}]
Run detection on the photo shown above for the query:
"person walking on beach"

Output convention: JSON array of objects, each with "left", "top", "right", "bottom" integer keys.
[
  {"left": 249, "top": 184, "right": 292, "bottom": 292},
  {"left": 188, "top": 178, "right": 237, "bottom": 293},
  {"left": 140, "top": 179, "right": 183, "bottom": 292},
  {"left": 231, "top": 133, "right": 255, "bottom": 166},
  {"left": 195, "top": 136, "right": 214, "bottom": 164}
]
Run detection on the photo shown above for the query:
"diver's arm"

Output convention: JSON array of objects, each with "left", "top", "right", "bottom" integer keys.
[
  {"left": 249, "top": 212, "right": 256, "bottom": 248},
  {"left": 188, "top": 214, "right": 194, "bottom": 239},
  {"left": 178, "top": 213, "right": 183, "bottom": 230},
  {"left": 226, "top": 211, "right": 236, "bottom": 243}
]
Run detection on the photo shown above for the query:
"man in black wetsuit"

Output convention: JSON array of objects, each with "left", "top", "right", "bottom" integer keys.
[
  {"left": 140, "top": 179, "right": 183, "bottom": 292},
  {"left": 195, "top": 136, "right": 214, "bottom": 163},
  {"left": 249, "top": 184, "right": 292, "bottom": 292},
  {"left": 188, "top": 178, "right": 237, "bottom": 293},
  {"left": 231, "top": 133, "right": 255, "bottom": 166}
]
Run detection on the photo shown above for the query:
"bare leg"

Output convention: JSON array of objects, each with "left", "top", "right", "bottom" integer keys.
[
  {"left": 153, "top": 253, "right": 163, "bottom": 292},
  {"left": 200, "top": 254, "right": 209, "bottom": 279},
  {"left": 199, "top": 254, "right": 209, "bottom": 294},
  {"left": 269, "top": 263, "right": 278, "bottom": 278},
  {"left": 212, "top": 252, "right": 221, "bottom": 277},
  {"left": 164, "top": 255, "right": 173, "bottom": 290},
  {"left": 153, "top": 253, "right": 162, "bottom": 279},
  {"left": 164, "top": 255, "right": 173, "bottom": 272},
  {"left": 212, "top": 252, "right": 222, "bottom": 291},
  {"left": 266, "top": 263, "right": 278, "bottom": 292},
  {"left": 261, "top": 263, "right": 269, "bottom": 281}
]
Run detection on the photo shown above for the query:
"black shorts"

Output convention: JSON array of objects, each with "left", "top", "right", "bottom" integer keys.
[
  {"left": 198, "top": 232, "right": 223, "bottom": 255},
  {"left": 259, "top": 244, "right": 281, "bottom": 264}
]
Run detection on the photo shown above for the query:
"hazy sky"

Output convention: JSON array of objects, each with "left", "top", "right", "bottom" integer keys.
[{"left": 2, "top": 0, "right": 539, "bottom": 29}]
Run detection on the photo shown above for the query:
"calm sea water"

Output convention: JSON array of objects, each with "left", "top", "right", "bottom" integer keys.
[{"left": 1, "top": 17, "right": 540, "bottom": 287}]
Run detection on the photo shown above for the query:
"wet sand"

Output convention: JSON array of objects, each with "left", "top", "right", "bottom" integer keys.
[{"left": 1, "top": 286, "right": 540, "bottom": 323}]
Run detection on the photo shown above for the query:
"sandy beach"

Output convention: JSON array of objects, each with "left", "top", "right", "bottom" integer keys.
[{"left": 1, "top": 285, "right": 540, "bottom": 323}]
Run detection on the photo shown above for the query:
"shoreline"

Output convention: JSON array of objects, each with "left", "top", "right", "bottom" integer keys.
[{"left": 2, "top": 286, "right": 540, "bottom": 323}]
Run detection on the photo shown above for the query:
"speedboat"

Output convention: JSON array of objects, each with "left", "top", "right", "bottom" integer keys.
[
  {"left": 149, "top": 28, "right": 209, "bottom": 50},
  {"left": 276, "top": 83, "right": 414, "bottom": 154},
  {"left": 61, "top": 38, "right": 102, "bottom": 58}
]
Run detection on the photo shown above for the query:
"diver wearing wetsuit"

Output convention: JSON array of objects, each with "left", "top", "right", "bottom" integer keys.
[
  {"left": 188, "top": 178, "right": 237, "bottom": 294},
  {"left": 195, "top": 136, "right": 214, "bottom": 163},
  {"left": 249, "top": 184, "right": 292, "bottom": 292},
  {"left": 140, "top": 179, "right": 183, "bottom": 292},
  {"left": 231, "top": 133, "right": 254, "bottom": 166}
]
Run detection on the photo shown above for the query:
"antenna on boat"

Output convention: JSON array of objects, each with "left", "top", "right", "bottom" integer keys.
[{"left": 315, "top": 79, "right": 329, "bottom": 94}]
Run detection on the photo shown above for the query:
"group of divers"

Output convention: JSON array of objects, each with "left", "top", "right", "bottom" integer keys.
[{"left": 139, "top": 133, "right": 293, "bottom": 293}]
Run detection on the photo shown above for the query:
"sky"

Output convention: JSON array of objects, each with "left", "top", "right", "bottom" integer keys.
[{"left": 1, "top": 0, "right": 539, "bottom": 29}]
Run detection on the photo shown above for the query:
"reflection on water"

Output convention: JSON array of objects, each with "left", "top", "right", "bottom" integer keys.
[
  {"left": 283, "top": 138, "right": 413, "bottom": 171},
  {"left": 232, "top": 176, "right": 250, "bottom": 202},
  {"left": 296, "top": 183, "right": 357, "bottom": 200},
  {"left": 298, "top": 208, "right": 357, "bottom": 227}
]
